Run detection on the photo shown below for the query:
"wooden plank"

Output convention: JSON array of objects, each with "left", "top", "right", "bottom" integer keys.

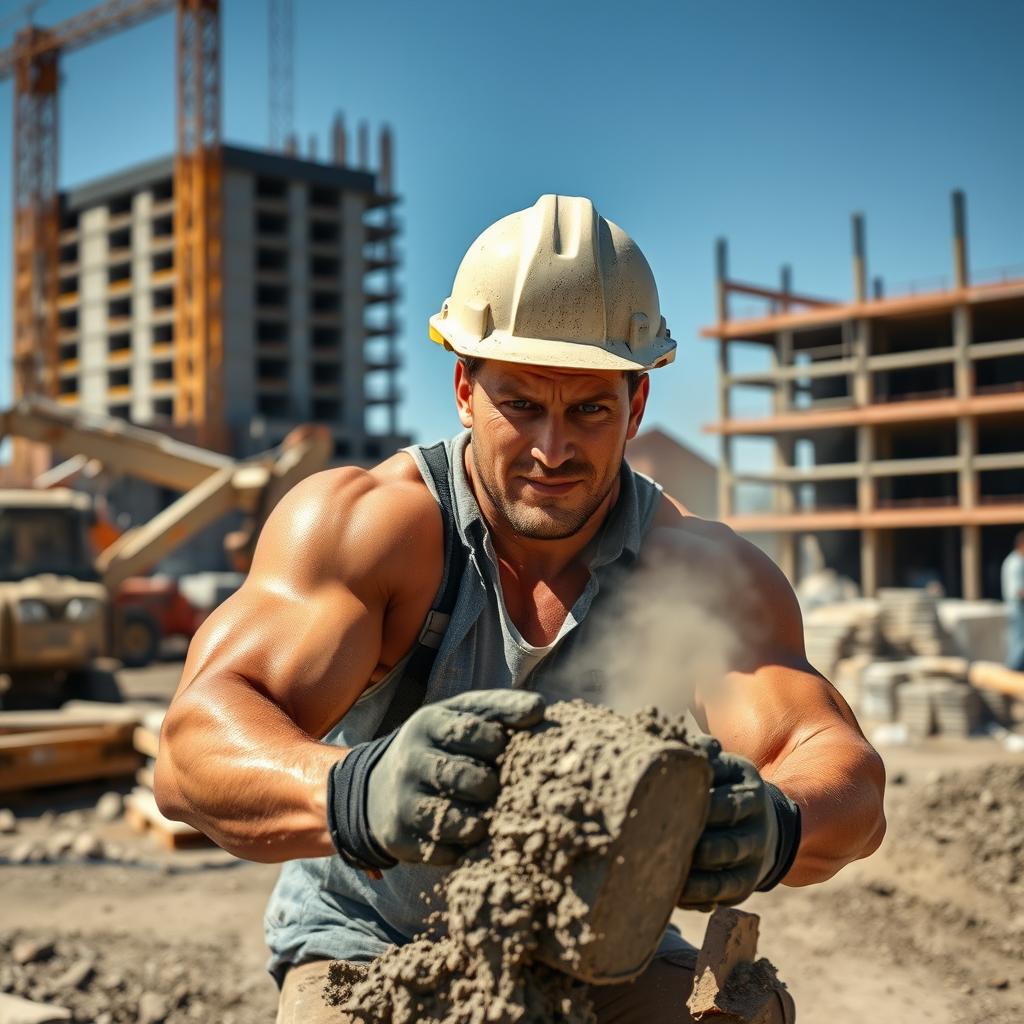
[
  {"left": 0, "top": 724, "right": 141, "bottom": 792},
  {"left": 132, "top": 726, "right": 160, "bottom": 759},
  {"left": 124, "top": 787, "right": 213, "bottom": 851},
  {"left": 0, "top": 704, "right": 143, "bottom": 736},
  {"left": 969, "top": 661, "right": 1024, "bottom": 699}
]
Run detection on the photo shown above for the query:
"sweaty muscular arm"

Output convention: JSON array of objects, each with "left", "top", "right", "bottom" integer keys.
[
  {"left": 153, "top": 462, "right": 441, "bottom": 862},
  {"left": 693, "top": 529, "right": 886, "bottom": 886},
  {"left": 651, "top": 504, "right": 886, "bottom": 889}
]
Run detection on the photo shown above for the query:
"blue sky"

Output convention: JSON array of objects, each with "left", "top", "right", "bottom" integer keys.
[{"left": 1, "top": 0, "right": 1022, "bottom": 461}]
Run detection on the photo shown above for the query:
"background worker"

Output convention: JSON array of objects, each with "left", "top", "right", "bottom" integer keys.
[
  {"left": 154, "top": 195, "right": 886, "bottom": 1022},
  {"left": 1002, "top": 530, "right": 1024, "bottom": 671}
]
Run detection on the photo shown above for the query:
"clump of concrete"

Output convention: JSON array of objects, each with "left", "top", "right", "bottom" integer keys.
[{"left": 325, "top": 700, "right": 710, "bottom": 1023}]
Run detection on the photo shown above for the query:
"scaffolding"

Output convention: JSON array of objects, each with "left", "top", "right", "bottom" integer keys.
[{"left": 704, "top": 191, "right": 1024, "bottom": 600}]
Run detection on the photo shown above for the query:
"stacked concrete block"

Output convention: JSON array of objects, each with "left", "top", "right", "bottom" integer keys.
[
  {"left": 877, "top": 589, "right": 953, "bottom": 657},
  {"left": 931, "top": 681, "right": 984, "bottom": 737},
  {"left": 860, "top": 661, "right": 911, "bottom": 722}
]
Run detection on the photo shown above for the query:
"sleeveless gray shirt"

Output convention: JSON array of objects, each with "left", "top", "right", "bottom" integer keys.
[{"left": 263, "top": 431, "right": 691, "bottom": 977}]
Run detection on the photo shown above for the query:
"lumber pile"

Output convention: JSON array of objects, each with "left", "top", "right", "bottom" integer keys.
[{"left": 0, "top": 702, "right": 144, "bottom": 793}]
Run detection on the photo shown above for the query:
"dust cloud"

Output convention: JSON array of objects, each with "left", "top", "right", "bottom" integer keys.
[{"left": 552, "top": 525, "right": 762, "bottom": 719}]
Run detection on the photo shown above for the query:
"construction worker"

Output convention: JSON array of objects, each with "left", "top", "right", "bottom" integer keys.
[
  {"left": 155, "top": 196, "right": 886, "bottom": 1023},
  {"left": 1002, "top": 530, "right": 1024, "bottom": 671}
]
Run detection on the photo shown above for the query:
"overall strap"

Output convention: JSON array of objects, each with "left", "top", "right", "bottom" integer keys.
[{"left": 372, "top": 442, "right": 467, "bottom": 738}]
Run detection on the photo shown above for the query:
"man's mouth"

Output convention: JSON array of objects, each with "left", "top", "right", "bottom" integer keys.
[{"left": 518, "top": 477, "right": 582, "bottom": 497}]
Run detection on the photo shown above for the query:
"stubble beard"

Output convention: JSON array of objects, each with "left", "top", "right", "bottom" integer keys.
[{"left": 471, "top": 441, "right": 623, "bottom": 541}]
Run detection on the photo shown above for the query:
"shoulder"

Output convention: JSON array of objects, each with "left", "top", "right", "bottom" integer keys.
[
  {"left": 250, "top": 452, "right": 442, "bottom": 593},
  {"left": 639, "top": 492, "right": 804, "bottom": 663}
]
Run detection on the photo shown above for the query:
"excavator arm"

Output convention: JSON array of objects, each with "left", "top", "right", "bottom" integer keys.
[{"left": 0, "top": 398, "right": 332, "bottom": 588}]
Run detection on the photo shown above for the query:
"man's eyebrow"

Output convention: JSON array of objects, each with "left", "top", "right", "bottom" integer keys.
[
  {"left": 576, "top": 390, "right": 621, "bottom": 403},
  {"left": 490, "top": 379, "right": 622, "bottom": 403}
]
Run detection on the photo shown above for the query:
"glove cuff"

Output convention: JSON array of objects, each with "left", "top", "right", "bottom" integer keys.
[
  {"left": 756, "top": 782, "right": 802, "bottom": 892},
  {"left": 326, "top": 732, "right": 399, "bottom": 872}
]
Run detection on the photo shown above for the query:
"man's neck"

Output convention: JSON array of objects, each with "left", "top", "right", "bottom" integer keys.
[{"left": 464, "top": 441, "right": 620, "bottom": 582}]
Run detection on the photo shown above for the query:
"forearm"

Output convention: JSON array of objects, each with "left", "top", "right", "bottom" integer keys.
[
  {"left": 763, "top": 729, "right": 886, "bottom": 886},
  {"left": 154, "top": 673, "right": 345, "bottom": 862}
]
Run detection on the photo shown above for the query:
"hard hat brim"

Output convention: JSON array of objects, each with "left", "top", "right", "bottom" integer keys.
[{"left": 429, "top": 318, "right": 676, "bottom": 373}]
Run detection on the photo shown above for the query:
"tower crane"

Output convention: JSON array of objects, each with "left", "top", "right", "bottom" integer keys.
[{"left": 0, "top": 0, "right": 225, "bottom": 478}]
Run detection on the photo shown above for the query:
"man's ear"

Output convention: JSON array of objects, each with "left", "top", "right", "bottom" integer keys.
[
  {"left": 626, "top": 373, "right": 650, "bottom": 440},
  {"left": 454, "top": 360, "right": 473, "bottom": 428}
]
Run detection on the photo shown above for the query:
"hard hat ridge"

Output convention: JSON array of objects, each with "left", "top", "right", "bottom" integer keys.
[{"left": 429, "top": 194, "right": 675, "bottom": 372}]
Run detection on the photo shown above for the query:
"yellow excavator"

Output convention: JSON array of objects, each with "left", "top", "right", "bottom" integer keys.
[{"left": 0, "top": 398, "right": 331, "bottom": 708}]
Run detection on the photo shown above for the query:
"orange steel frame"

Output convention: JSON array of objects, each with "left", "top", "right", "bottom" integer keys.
[
  {"left": 1, "top": 0, "right": 224, "bottom": 476},
  {"left": 174, "top": 0, "right": 224, "bottom": 451}
]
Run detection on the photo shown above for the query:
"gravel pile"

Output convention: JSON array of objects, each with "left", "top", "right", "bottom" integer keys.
[
  {"left": 0, "top": 929, "right": 276, "bottom": 1023},
  {"left": 894, "top": 763, "right": 1024, "bottom": 901}
]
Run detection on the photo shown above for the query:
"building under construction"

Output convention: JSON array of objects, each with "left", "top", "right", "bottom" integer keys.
[
  {"left": 2, "top": 0, "right": 405, "bottom": 483},
  {"left": 705, "top": 191, "right": 1024, "bottom": 601},
  {"left": 50, "top": 140, "right": 403, "bottom": 462}
]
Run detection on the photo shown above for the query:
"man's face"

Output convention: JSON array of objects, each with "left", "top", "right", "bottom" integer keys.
[{"left": 455, "top": 359, "right": 649, "bottom": 541}]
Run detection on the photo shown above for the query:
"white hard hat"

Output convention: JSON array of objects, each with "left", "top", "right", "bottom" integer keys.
[{"left": 429, "top": 194, "right": 676, "bottom": 372}]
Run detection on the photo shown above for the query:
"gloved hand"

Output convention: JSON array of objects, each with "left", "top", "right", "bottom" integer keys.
[
  {"left": 678, "top": 735, "right": 801, "bottom": 909},
  {"left": 327, "top": 689, "right": 545, "bottom": 870}
]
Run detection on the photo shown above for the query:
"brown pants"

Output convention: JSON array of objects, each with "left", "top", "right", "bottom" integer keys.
[{"left": 276, "top": 952, "right": 795, "bottom": 1023}]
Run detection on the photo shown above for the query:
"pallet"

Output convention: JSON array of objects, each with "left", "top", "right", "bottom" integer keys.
[
  {"left": 124, "top": 787, "right": 213, "bottom": 851},
  {"left": 0, "top": 724, "right": 142, "bottom": 792}
]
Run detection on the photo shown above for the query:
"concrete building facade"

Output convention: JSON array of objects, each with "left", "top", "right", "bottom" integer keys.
[
  {"left": 704, "top": 195, "right": 1024, "bottom": 600},
  {"left": 52, "top": 144, "right": 406, "bottom": 464}
]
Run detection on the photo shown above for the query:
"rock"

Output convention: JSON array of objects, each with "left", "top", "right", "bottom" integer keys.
[
  {"left": 52, "top": 961, "right": 94, "bottom": 991},
  {"left": 0, "top": 808, "right": 17, "bottom": 834},
  {"left": 12, "top": 940, "right": 55, "bottom": 966},
  {"left": 0, "top": 992, "right": 71, "bottom": 1023},
  {"left": 45, "top": 831, "right": 75, "bottom": 860},
  {"left": 61, "top": 812, "right": 85, "bottom": 829},
  {"left": 70, "top": 833, "right": 104, "bottom": 860},
  {"left": 95, "top": 792, "right": 124, "bottom": 823},
  {"left": 988, "top": 977, "right": 1010, "bottom": 990},
  {"left": 136, "top": 992, "right": 170, "bottom": 1024},
  {"left": 8, "top": 840, "right": 37, "bottom": 865}
]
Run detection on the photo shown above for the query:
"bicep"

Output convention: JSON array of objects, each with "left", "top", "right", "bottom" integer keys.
[{"left": 172, "top": 470, "right": 387, "bottom": 739}]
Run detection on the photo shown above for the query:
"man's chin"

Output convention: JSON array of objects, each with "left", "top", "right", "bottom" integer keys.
[{"left": 502, "top": 502, "right": 591, "bottom": 541}]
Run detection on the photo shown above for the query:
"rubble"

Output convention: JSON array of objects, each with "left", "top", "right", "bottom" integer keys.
[
  {"left": 0, "top": 929, "right": 274, "bottom": 1023},
  {"left": 0, "top": 992, "right": 71, "bottom": 1023},
  {"left": 892, "top": 763, "right": 1024, "bottom": 903},
  {"left": 95, "top": 792, "right": 124, "bottom": 823}
]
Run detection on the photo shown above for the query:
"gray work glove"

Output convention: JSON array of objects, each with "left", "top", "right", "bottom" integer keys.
[
  {"left": 678, "top": 735, "right": 801, "bottom": 909},
  {"left": 327, "top": 689, "right": 545, "bottom": 871}
]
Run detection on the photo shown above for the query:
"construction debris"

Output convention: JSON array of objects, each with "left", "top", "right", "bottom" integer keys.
[
  {"left": 0, "top": 992, "right": 72, "bottom": 1024},
  {"left": 0, "top": 928, "right": 272, "bottom": 1024},
  {"left": 687, "top": 908, "right": 793, "bottom": 1023}
]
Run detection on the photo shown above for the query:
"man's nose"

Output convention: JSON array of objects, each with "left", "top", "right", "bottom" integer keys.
[{"left": 530, "top": 414, "right": 575, "bottom": 469}]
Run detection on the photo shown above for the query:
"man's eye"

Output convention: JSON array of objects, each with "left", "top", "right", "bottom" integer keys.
[
  {"left": 577, "top": 403, "right": 605, "bottom": 415},
  {"left": 507, "top": 400, "right": 534, "bottom": 410}
]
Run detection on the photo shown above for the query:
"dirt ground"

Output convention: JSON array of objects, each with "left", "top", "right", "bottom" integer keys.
[{"left": 2, "top": 659, "right": 1022, "bottom": 1023}]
